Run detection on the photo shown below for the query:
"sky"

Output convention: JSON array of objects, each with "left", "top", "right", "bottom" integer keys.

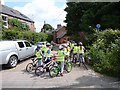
[{"left": 1, "top": 0, "right": 67, "bottom": 32}]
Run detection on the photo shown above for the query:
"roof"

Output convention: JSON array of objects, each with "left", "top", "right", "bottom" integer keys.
[
  {"left": 52, "top": 26, "right": 66, "bottom": 32},
  {"left": 56, "top": 31, "right": 67, "bottom": 38},
  {"left": 0, "top": 5, "right": 34, "bottom": 23}
]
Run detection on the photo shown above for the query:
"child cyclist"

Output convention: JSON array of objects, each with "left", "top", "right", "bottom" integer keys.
[
  {"left": 36, "top": 46, "right": 44, "bottom": 66},
  {"left": 78, "top": 42, "right": 85, "bottom": 63},
  {"left": 63, "top": 44, "right": 70, "bottom": 61},
  {"left": 56, "top": 45, "right": 65, "bottom": 76}
]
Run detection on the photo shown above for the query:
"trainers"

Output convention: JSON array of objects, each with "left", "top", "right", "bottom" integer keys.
[{"left": 60, "top": 73, "right": 63, "bottom": 76}]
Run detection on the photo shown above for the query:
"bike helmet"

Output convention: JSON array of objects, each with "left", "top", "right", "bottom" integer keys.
[
  {"left": 59, "top": 45, "right": 63, "bottom": 49},
  {"left": 74, "top": 43, "right": 77, "bottom": 46},
  {"left": 46, "top": 43, "right": 51, "bottom": 46},
  {"left": 63, "top": 44, "right": 67, "bottom": 48},
  {"left": 79, "top": 42, "right": 83, "bottom": 45}
]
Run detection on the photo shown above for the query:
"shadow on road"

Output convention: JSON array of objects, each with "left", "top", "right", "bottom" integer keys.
[{"left": 61, "top": 73, "right": 120, "bottom": 88}]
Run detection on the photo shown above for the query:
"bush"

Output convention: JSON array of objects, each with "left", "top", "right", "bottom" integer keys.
[
  {"left": 85, "top": 29, "right": 120, "bottom": 78},
  {"left": 2, "top": 29, "right": 53, "bottom": 44}
]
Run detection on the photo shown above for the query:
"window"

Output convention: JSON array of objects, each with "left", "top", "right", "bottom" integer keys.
[
  {"left": 18, "top": 42, "right": 24, "bottom": 48},
  {"left": 2, "top": 16, "right": 7, "bottom": 21},
  {"left": 25, "top": 42, "right": 31, "bottom": 47},
  {"left": 2, "top": 16, "right": 8, "bottom": 27}
]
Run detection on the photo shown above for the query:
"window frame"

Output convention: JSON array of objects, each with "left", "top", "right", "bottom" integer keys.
[{"left": 17, "top": 42, "right": 25, "bottom": 48}]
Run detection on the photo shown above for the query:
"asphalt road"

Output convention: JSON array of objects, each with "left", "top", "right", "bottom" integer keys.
[{"left": 1, "top": 56, "right": 120, "bottom": 89}]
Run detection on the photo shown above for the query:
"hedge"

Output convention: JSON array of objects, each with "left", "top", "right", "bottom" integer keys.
[{"left": 2, "top": 29, "right": 53, "bottom": 44}]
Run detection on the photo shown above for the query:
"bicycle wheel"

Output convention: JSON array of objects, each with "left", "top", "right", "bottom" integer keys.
[
  {"left": 65, "top": 62, "right": 72, "bottom": 73},
  {"left": 35, "top": 66, "right": 44, "bottom": 76},
  {"left": 26, "top": 63, "right": 34, "bottom": 72},
  {"left": 49, "top": 66, "right": 59, "bottom": 78}
]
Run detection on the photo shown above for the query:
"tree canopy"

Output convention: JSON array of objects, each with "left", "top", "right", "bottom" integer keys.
[
  {"left": 41, "top": 23, "right": 53, "bottom": 33},
  {"left": 64, "top": 2, "right": 120, "bottom": 35}
]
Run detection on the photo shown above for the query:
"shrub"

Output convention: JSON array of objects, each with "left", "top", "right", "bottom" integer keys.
[
  {"left": 85, "top": 29, "right": 120, "bottom": 78},
  {"left": 2, "top": 29, "right": 53, "bottom": 44}
]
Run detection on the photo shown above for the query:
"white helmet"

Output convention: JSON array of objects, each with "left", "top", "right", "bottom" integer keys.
[
  {"left": 59, "top": 45, "right": 63, "bottom": 49},
  {"left": 46, "top": 43, "right": 51, "bottom": 46},
  {"left": 79, "top": 42, "right": 83, "bottom": 45},
  {"left": 63, "top": 44, "right": 67, "bottom": 47},
  {"left": 74, "top": 43, "right": 77, "bottom": 46}
]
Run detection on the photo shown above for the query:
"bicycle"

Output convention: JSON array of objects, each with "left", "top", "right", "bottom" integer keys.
[
  {"left": 72, "top": 53, "right": 78, "bottom": 67},
  {"left": 78, "top": 54, "right": 88, "bottom": 70},
  {"left": 35, "top": 56, "right": 56, "bottom": 76},
  {"left": 49, "top": 57, "right": 72, "bottom": 78},
  {"left": 26, "top": 57, "right": 38, "bottom": 72},
  {"left": 64, "top": 55, "right": 72, "bottom": 73}
]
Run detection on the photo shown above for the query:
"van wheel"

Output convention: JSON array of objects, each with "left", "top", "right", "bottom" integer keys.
[{"left": 8, "top": 56, "right": 18, "bottom": 68}]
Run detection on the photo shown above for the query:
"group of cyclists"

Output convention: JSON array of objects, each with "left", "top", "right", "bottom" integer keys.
[{"left": 34, "top": 40, "right": 86, "bottom": 77}]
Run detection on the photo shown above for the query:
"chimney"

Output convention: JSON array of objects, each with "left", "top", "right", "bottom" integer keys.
[{"left": 57, "top": 24, "right": 61, "bottom": 29}]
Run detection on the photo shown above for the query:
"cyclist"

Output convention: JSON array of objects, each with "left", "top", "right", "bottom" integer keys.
[
  {"left": 36, "top": 46, "right": 44, "bottom": 66},
  {"left": 63, "top": 44, "right": 70, "bottom": 61},
  {"left": 44, "top": 43, "right": 52, "bottom": 72},
  {"left": 42, "top": 44, "right": 47, "bottom": 57},
  {"left": 72, "top": 43, "right": 78, "bottom": 63},
  {"left": 78, "top": 42, "right": 85, "bottom": 64},
  {"left": 56, "top": 45, "right": 65, "bottom": 76}
]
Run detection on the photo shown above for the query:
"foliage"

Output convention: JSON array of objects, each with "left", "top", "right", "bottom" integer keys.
[
  {"left": 8, "top": 18, "right": 29, "bottom": 31},
  {"left": 85, "top": 29, "right": 120, "bottom": 78},
  {"left": 46, "top": 34, "right": 53, "bottom": 42},
  {"left": 2, "top": 29, "right": 52, "bottom": 44},
  {"left": 42, "top": 23, "right": 53, "bottom": 32},
  {"left": 64, "top": 2, "right": 120, "bottom": 36},
  {"left": 0, "top": 15, "right": 2, "bottom": 40},
  {"left": 1, "top": 17, "right": 53, "bottom": 44}
]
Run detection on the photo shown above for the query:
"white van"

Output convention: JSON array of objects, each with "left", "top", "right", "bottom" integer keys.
[{"left": 0, "top": 40, "right": 37, "bottom": 68}]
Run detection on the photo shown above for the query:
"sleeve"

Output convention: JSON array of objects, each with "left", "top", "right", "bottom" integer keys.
[{"left": 47, "top": 49, "right": 50, "bottom": 54}]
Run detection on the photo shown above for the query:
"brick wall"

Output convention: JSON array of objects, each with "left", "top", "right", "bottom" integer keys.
[{"left": 2, "top": 14, "right": 35, "bottom": 31}]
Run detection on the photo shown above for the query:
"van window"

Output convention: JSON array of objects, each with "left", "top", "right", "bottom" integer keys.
[
  {"left": 25, "top": 42, "right": 31, "bottom": 47},
  {"left": 18, "top": 42, "right": 24, "bottom": 48}
]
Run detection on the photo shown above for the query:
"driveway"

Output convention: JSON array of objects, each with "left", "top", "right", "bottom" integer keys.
[{"left": 1, "top": 57, "right": 120, "bottom": 88}]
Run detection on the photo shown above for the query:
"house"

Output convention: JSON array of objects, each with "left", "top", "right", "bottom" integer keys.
[
  {"left": 0, "top": 4, "right": 35, "bottom": 31},
  {"left": 52, "top": 24, "right": 70, "bottom": 44}
]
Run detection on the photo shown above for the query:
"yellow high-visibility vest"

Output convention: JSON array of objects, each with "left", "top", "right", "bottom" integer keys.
[
  {"left": 78, "top": 46, "right": 84, "bottom": 54},
  {"left": 56, "top": 50, "right": 65, "bottom": 62},
  {"left": 36, "top": 50, "right": 42, "bottom": 58},
  {"left": 73, "top": 46, "right": 78, "bottom": 54},
  {"left": 64, "top": 47, "right": 70, "bottom": 55}
]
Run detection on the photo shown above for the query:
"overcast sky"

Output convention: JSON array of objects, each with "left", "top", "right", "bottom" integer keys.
[{"left": 1, "top": 0, "right": 67, "bottom": 32}]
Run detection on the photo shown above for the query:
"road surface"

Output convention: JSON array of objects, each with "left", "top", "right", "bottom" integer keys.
[{"left": 0, "top": 56, "right": 120, "bottom": 89}]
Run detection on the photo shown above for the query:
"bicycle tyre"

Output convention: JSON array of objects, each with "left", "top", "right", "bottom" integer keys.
[
  {"left": 26, "top": 63, "right": 34, "bottom": 72},
  {"left": 65, "top": 62, "right": 72, "bottom": 73},
  {"left": 35, "top": 66, "right": 44, "bottom": 76},
  {"left": 49, "top": 66, "right": 59, "bottom": 78}
]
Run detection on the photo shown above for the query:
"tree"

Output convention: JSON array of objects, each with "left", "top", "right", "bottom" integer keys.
[
  {"left": 64, "top": 2, "right": 120, "bottom": 36},
  {"left": 0, "top": 15, "right": 2, "bottom": 40},
  {"left": 41, "top": 23, "right": 53, "bottom": 33}
]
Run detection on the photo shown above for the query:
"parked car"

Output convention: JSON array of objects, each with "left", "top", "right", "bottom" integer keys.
[
  {"left": 36, "top": 41, "right": 53, "bottom": 50},
  {"left": 36, "top": 41, "right": 47, "bottom": 48},
  {"left": 0, "top": 40, "right": 37, "bottom": 68}
]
